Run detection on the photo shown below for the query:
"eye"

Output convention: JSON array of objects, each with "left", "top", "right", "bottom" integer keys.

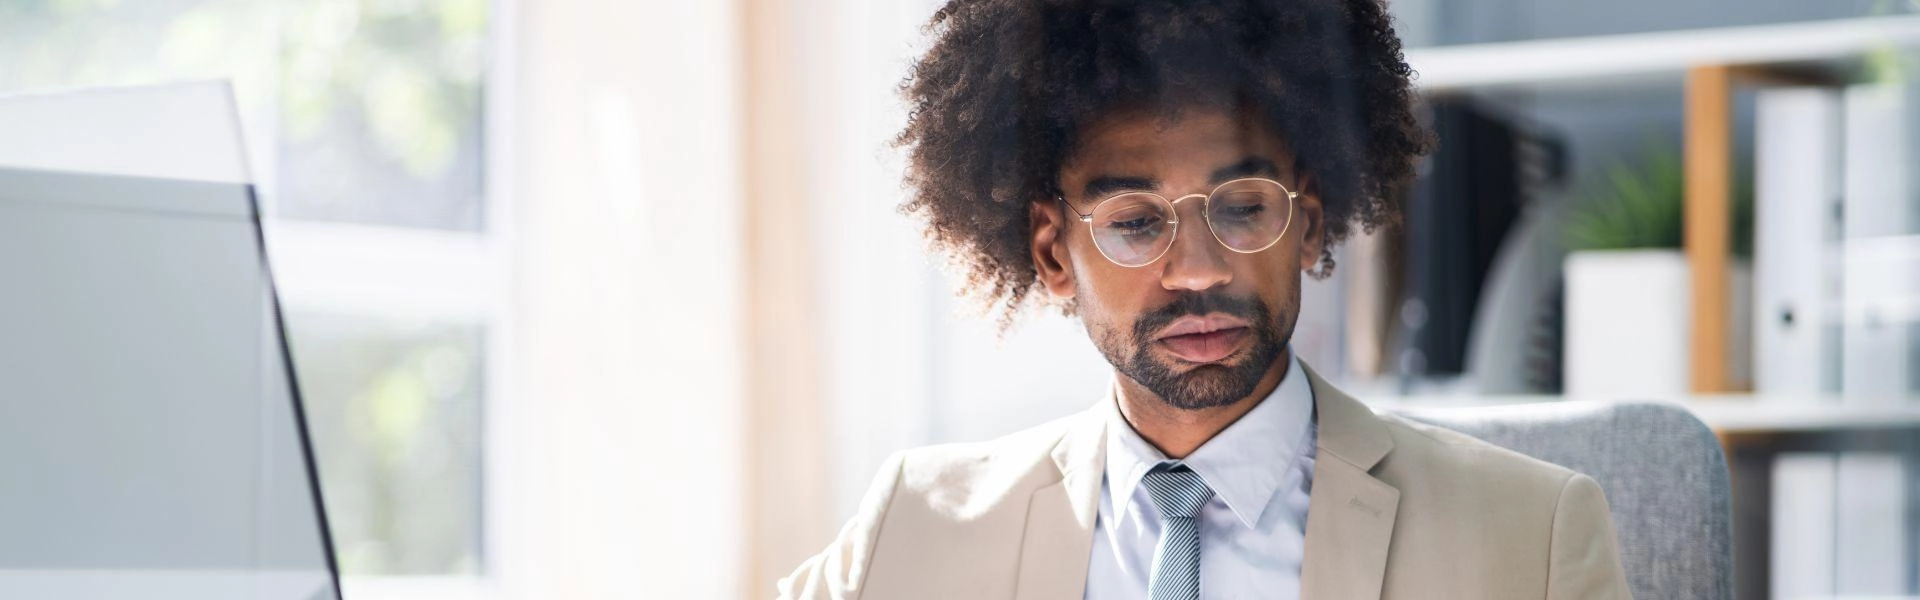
[
  {"left": 1105, "top": 215, "right": 1163, "bottom": 235},
  {"left": 1212, "top": 202, "right": 1266, "bottom": 223},
  {"left": 1211, "top": 186, "right": 1280, "bottom": 220},
  {"left": 1222, "top": 204, "right": 1266, "bottom": 218}
]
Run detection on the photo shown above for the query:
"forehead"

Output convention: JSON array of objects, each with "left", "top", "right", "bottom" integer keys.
[{"left": 1062, "top": 106, "right": 1290, "bottom": 177}]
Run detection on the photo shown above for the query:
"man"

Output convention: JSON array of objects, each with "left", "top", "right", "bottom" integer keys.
[{"left": 780, "top": 0, "right": 1631, "bottom": 598}]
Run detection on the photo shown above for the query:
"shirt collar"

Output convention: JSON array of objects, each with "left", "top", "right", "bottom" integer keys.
[{"left": 1104, "top": 353, "right": 1316, "bottom": 530}]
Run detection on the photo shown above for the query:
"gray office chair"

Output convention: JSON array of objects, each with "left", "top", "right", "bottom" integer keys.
[{"left": 1389, "top": 401, "right": 1733, "bottom": 600}]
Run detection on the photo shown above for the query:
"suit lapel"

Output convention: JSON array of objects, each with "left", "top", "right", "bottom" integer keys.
[
  {"left": 1009, "top": 365, "right": 1399, "bottom": 599},
  {"left": 1298, "top": 362, "right": 1400, "bottom": 600},
  {"left": 1013, "top": 398, "right": 1107, "bottom": 600}
]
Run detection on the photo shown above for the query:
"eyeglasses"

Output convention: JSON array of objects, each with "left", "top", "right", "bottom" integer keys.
[{"left": 1056, "top": 177, "right": 1299, "bottom": 268}]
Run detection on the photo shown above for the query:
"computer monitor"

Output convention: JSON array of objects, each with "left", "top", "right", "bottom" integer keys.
[{"left": 0, "top": 83, "right": 340, "bottom": 600}]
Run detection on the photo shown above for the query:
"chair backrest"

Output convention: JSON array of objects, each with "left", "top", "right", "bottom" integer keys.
[{"left": 1388, "top": 401, "right": 1732, "bottom": 600}]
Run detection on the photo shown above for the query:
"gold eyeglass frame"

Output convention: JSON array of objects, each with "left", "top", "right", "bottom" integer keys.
[{"left": 1056, "top": 176, "right": 1299, "bottom": 268}]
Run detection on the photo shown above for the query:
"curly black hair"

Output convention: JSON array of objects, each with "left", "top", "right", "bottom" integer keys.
[{"left": 897, "top": 0, "right": 1433, "bottom": 326}]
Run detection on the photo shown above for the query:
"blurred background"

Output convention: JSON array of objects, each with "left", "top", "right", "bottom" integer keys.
[{"left": 3, "top": 0, "right": 1917, "bottom": 598}]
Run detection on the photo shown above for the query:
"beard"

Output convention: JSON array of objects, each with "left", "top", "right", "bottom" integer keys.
[{"left": 1090, "top": 290, "right": 1292, "bottom": 411}]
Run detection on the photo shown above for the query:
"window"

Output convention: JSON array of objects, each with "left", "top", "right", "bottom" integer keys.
[{"left": 284, "top": 314, "right": 484, "bottom": 576}]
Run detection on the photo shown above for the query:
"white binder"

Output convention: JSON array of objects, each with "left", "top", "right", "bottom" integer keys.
[
  {"left": 1753, "top": 87, "right": 1842, "bottom": 395},
  {"left": 1839, "top": 84, "right": 1918, "bottom": 403}
]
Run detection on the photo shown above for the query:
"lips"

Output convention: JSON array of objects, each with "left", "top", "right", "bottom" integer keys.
[{"left": 1152, "top": 314, "right": 1251, "bottom": 363}]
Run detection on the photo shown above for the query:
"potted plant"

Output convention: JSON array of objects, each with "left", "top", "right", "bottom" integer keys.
[{"left": 1562, "top": 143, "right": 1752, "bottom": 397}]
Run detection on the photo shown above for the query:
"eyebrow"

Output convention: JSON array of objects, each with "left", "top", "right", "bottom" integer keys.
[
  {"left": 1210, "top": 157, "right": 1282, "bottom": 183},
  {"left": 1078, "top": 156, "right": 1284, "bottom": 200},
  {"left": 1081, "top": 175, "right": 1157, "bottom": 200}
]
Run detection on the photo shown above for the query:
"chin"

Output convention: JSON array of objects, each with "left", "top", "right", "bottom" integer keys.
[{"left": 1164, "top": 371, "right": 1249, "bottom": 403}]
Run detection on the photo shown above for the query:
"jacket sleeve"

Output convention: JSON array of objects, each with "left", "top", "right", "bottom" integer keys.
[
  {"left": 775, "top": 452, "right": 906, "bottom": 600},
  {"left": 1545, "top": 473, "right": 1634, "bottom": 599}
]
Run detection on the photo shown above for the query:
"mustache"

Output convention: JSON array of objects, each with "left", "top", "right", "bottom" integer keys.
[{"left": 1131, "top": 292, "right": 1267, "bottom": 342}]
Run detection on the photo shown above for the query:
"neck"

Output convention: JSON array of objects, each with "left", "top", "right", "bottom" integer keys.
[{"left": 1114, "top": 349, "right": 1292, "bottom": 459}]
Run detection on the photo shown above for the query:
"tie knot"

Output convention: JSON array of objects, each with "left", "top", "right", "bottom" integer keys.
[{"left": 1141, "top": 463, "right": 1213, "bottom": 519}]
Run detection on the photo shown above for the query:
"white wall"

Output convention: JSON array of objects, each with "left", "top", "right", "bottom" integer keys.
[{"left": 506, "top": 1, "right": 747, "bottom": 598}]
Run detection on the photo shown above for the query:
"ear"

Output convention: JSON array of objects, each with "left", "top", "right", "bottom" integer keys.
[
  {"left": 1030, "top": 200, "right": 1077, "bottom": 300},
  {"left": 1293, "top": 172, "right": 1326, "bottom": 272}
]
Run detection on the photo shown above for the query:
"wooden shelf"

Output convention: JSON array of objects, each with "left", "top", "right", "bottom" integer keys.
[
  {"left": 1683, "top": 398, "right": 1920, "bottom": 434},
  {"left": 1405, "top": 15, "right": 1920, "bottom": 92},
  {"left": 1368, "top": 394, "right": 1920, "bottom": 435}
]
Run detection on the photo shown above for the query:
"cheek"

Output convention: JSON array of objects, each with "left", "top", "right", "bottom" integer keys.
[
  {"left": 1072, "top": 278, "right": 1128, "bottom": 350},
  {"left": 1064, "top": 233, "right": 1124, "bottom": 295},
  {"left": 1070, "top": 268, "right": 1121, "bottom": 325},
  {"left": 1232, "top": 254, "right": 1301, "bottom": 315},
  {"left": 1232, "top": 248, "right": 1294, "bottom": 283},
  {"left": 1071, "top": 260, "right": 1155, "bottom": 314},
  {"left": 1070, "top": 264, "right": 1157, "bottom": 342}
]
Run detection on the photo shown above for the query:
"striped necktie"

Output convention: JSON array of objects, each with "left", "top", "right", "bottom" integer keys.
[{"left": 1142, "top": 462, "right": 1213, "bottom": 600}]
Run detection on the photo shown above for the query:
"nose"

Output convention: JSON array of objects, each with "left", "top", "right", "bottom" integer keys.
[{"left": 1159, "top": 195, "right": 1232, "bottom": 292}]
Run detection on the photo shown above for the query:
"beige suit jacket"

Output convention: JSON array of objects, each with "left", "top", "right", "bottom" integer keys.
[{"left": 778, "top": 362, "right": 1632, "bottom": 599}]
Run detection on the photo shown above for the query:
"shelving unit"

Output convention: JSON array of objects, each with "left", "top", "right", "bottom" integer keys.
[
  {"left": 1406, "top": 15, "right": 1920, "bottom": 92},
  {"left": 1683, "top": 398, "right": 1920, "bottom": 434},
  {"left": 1403, "top": 26, "right": 1920, "bottom": 596},
  {"left": 1376, "top": 394, "right": 1920, "bottom": 432},
  {"left": 1405, "top": 14, "right": 1920, "bottom": 394}
]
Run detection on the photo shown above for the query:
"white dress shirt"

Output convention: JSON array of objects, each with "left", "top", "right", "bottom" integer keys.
[{"left": 1085, "top": 354, "right": 1318, "bottom": 600}]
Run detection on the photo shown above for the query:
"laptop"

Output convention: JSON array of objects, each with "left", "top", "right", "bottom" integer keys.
[{"left": 0, "top": 82, "right": 341, "bottom": 600}]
